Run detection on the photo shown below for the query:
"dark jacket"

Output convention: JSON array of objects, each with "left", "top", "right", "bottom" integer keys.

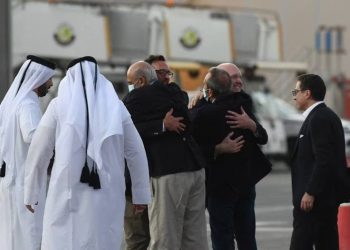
[
  {"left": 124, "top": 81, "right": 206, "bottom": 178},
  {"left": 291, "top": 103, "right": 350, "bottom": 207},
  {"left": 192, "top": 92, "right": 271, "bottom": 200}
]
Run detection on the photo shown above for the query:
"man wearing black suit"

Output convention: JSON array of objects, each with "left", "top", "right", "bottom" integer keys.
[
  {"left": 124, "top": 56, "right": 208, "bottom": 250},
  {"left": 190, "top": 63, "right": 270, "bottom": 250},
  {"left": 290, "top": 74, "right": 347, "bottom": 250},
  {"left": 123, "top": 61, "right": 157, "bottom": 250},
  {"left": 192, "top": 67, "right": 271, "bottom": 250}
]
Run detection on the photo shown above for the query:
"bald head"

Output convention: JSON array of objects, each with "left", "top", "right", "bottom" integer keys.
[
  {"left": 127, "top": 61, "right": 158, "bottom": 89},
  {"left": 217, "top": 63, "right": 243, "bottom": 92}
]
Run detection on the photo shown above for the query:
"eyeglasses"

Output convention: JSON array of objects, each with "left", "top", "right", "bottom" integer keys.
[
  {"left": 155, "top": 69, "right": 174, "bottom": 77},
  {"left": 291, "top": 89, "right": 306, "bottom": 96}
]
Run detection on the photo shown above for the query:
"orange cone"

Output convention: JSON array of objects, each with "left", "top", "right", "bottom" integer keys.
[{"left": 339, "top": 203, "right": 350, "bottom": 250}]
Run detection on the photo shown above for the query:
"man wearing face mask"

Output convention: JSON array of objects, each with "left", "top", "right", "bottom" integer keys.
[
  {"left": 123, "top": 61, "right": 157, "bottom": 250},
  {"left": 190, "top": 63, "right": 270, "bottom": 250},
  {"left": 126, "top": 61, "right": 158, "bottom": 93},
  {"left": 124, "top": 55, "right": 208, "bottom": 250},
  {"left": 192, "top": 67, "right": 271, "bottom": 250}
]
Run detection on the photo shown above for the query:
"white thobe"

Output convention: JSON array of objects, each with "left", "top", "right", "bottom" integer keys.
[
  {"left": 24, "top": 99, "right": 151, "bottom": 250},
  {"left": 0, "top": 91, "right": 45, "bottom": 250}
]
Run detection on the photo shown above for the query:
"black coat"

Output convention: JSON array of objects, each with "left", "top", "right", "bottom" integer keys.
[
  {"left": 191, "top": 92, "right": 271, "bottom": 199},
  {"left": 124, "top": 81, "right": 206, "bottom": 177},
  {"left": 291, "top": 103, "right": 350, "bottom": 207}
]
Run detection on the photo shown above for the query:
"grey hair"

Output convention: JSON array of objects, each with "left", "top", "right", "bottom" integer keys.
[
  {"left": 134, "top": 64, "right": 158, "bottom": 84},
  {"left": 206, "top": 67, "right": 232, "bottom": 96}
]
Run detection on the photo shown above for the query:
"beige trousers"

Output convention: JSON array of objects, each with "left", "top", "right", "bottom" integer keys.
[
  {"left": 124, "top": 196, "right": 150, "bottom": 250},
  {"left": 149, "top": 168, "right": 208, "bottom": 250}
]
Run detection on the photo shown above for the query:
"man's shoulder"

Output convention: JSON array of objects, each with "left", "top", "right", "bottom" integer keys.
[
  {"left": 123, "top": 85, "right": 154, "bottom": 103},
  {"left": 216, "top": 93, "right": 250, "bottom": 112},
  {"left": 196, "top": 102, "right": 223, "bottom": 119},
  {"left": 46, "top": 98, "right": 58, "bottom": 112},
  {"left": 240, "top": 90, "right": 253, "bottom": 102},
  {"left": 312, "top": 104, "right": 339, "bottom": 119},
  {"left": 18, "top": 95, "right": 40, "bottom": 112},
  {"left": 21, "top": 91, "right": 39, "bottom": 103},
  {"left": 309, "top": 104, "right": 342, "bottom": 128}
]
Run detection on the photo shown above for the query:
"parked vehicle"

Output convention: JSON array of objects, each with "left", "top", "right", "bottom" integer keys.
[{"left": 251, "top": 91, "right": 350, "bottom": 166}]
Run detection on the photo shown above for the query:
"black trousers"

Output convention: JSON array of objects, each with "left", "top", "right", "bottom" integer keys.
[{"left": 290, "top": 205, "right": 339, "bottom": 250}]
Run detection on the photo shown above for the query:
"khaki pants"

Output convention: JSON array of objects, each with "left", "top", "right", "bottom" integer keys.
[
  {"left": 124, "top": 196, "right": 150, "bottom": 250},
  {"left": 149, "top": 169, "right": 208, "bottom": 250}
]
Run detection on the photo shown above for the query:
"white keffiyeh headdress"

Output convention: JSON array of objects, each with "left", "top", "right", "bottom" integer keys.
[{"left": 56, "top": 56, "right": 123, "bottom": 189}]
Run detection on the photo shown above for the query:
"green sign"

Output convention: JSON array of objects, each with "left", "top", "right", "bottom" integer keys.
[
  {"left": 54, "top": 24, "right": 75, "bottom": 46},
  {"left": 180, "top": 28, "right": 201, "bottom": 49}
]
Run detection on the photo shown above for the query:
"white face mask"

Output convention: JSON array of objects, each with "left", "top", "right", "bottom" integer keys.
[
  {"left": 202, "top": 88, "right": 209, "bottom": 102},
  {"left": 128, "top": 84, "right": 135, "bottom": 92}
]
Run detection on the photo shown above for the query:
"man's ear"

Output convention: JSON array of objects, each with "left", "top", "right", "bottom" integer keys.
[
  {"left": 305, "top": 89, "right": 312, "bottom": 99},
  {"left": 208, "top": 88, "right": 214, "bottom": 99},
  {"left": 140, "top": 76, "right": 148, "bottom": 87}
]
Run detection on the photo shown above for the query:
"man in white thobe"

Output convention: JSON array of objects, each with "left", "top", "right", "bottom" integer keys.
[
  {"left": 24, "top": 56, "right": 151, "bottom": 250},
  {"left": 0, "top": 55, "right": 55, "bottom": 250}
]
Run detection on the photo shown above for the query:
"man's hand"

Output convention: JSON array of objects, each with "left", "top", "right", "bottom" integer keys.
[
  {"left": 188, "top": 91, "right": 203, "bottom": 109},
  {"left": 26, "top": 205, "right": 35, "bottom": 213},
  {"left": 300, "top": 192, "right": 315, "bottom": 212},
  {"left": 226, "top": 107, "right": 257, "bottom": 133},
  {"left": 133, "top": 204, "right": 147, "bottom": 215},
  {"left": 215, "top": 132, "right": 245, "bottom": 157},
  {"left": 163, "top": 108, "right": 186, "bottom": 134}
]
